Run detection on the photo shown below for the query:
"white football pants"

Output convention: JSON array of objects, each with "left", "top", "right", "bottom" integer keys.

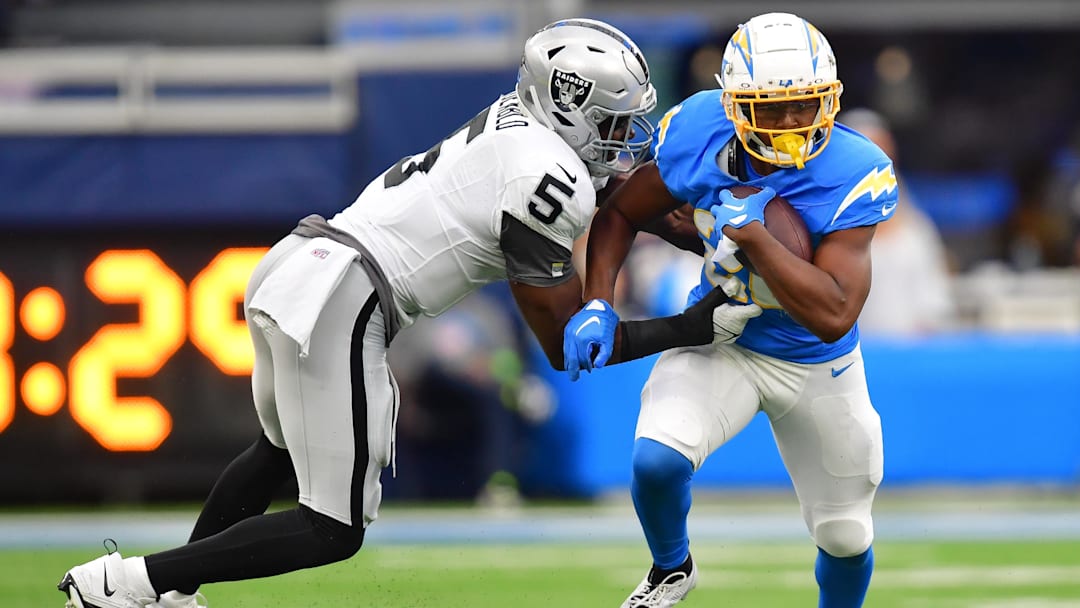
[
  {"left": 244, "top": 234, "right": 397, "bottom": 528},
  {"left": 637, "top": 342, "right": 883, "bottom": 557}
]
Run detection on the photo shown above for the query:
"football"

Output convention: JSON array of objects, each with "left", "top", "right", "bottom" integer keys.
[{"left": 726, "top": 185, "right": 813, "bottom": 271}]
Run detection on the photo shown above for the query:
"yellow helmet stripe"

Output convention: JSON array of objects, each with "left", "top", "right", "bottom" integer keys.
[
  {"left": 732, "top": 24, "right": 754, "bottom": 78},
  {"left": 804, "top": 21, "right": 821, "bottom": 71}
]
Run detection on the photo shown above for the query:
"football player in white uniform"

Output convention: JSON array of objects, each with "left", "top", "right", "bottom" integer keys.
[
  {"left": 57, "top": 19, "right": 735, "bottom": 608},
  {"left": 564, "top": 12, "right": 893, "bottom": 608}
]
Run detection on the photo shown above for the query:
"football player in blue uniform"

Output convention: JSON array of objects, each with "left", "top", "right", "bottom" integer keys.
[{"left": 563, "top": 12, "right": 897, "bottom": 608}]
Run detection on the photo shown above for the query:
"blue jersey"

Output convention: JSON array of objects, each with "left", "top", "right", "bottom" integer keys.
[{"left": 654, "top": 90, "right": 899, "bottom": 363}]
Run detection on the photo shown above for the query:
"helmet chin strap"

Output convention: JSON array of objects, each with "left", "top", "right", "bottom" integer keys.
[{"left": 581, "top": 146, "right": 617, "bottom": 178}]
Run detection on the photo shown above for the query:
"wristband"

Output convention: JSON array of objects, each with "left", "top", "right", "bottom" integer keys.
[{"left": 619, "top": 313, "right": 712, "bottom": 362}]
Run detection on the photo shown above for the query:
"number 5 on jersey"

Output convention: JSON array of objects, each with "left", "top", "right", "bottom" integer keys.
[{"left": 528, "top": 171, "right": 575, "bottom": 224}]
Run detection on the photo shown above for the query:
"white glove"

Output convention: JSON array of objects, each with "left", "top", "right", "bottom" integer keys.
[
  {"left": 713, "top": 302, "right": 763, "bottom": 344},
  {"left": 718, "top": 276, "right": 743, "bottom": 298},
  {"left": 710, "top": 234, "right": 741, "bottom": 270}
]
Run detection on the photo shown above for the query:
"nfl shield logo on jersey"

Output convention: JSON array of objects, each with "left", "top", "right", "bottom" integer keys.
[{"left": 550, "top": 69, "right": 594, "bottom": 112}]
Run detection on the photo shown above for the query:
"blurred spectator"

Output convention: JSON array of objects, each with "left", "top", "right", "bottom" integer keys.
[
  {"left": 624, "top": 236, "right": 702, "bottom": 319},
  {"left": 1050, "top": 134, "right": 1080, "bottom": 267},
  {"left": 841, "top": 108, "right": 956, "bottom": 335},
  {"left": 1010, "top": 127, "right": 1080, "bottom": 269},
  {"left": 1008, "top": 155, "right": 1057, "bottom": 270},
  {"left": 385, "top": 285, "right": 554, "bottom": 504},
  {"left": 0, "top": 1, "right": 9, "bottom": 47}
]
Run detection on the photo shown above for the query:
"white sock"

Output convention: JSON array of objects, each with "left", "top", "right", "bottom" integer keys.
[{"left": 122, "top": 556, "right": 159, "bottom": 598}]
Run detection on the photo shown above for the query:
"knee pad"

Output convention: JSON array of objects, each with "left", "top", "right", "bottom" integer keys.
[
  {"left": 814, "top": 517, "right": 872, "bottom": 558},
  {"left": 632, "top": 438, "right": 694, "bottom": 488},
  {"left": 299, "top": 505, "right": 366, "bottom": 559}
]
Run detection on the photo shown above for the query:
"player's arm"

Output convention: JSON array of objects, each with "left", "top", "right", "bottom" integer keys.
[
  {"left": 595, "top": 165, "right": 703, "bottom": 256},
  {"left": 505, "top": 162, "right": 718, "bottom": 373},
  {"left": 583, "top": 161, "right": 687, "bottom": 303},
  {"left": 724, "top": 222, "right": 876, "bottom": 342},
  {"left": 509, "top": 275, "right": 584, "bottom": 370},
  {"left": 639, "top": 203, "right": 705, "bottom": 255},
  {"left": 511, "top": 272, "right": 730, "bottom": 371}
]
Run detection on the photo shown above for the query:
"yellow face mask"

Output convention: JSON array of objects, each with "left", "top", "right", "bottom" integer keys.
[{"left": 722, "top": 81, "right": 843, "bottom": 169}]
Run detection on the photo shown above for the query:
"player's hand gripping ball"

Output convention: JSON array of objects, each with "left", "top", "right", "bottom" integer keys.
[
  {"left": 721, "top": 186, "right": 814, "bottom": 273},
  {"left": 696, "top": 186, "right": 771, "bottom": 256},
  {"left": 712, "top": 185, "right": 774, "bottom": 229}
]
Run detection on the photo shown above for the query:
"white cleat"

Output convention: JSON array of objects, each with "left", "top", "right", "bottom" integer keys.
[
  {"left": 58, "top": 541, "right": 156, "bottom": 608},
  {"left": 620, "top": 557, "right": 698, "bottom": 608},
  {"left": 155, "top": 591, "right": 208, "bottom": 608}
]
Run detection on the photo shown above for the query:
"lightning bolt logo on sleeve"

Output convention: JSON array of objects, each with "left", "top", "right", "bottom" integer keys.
[
  {"left": 829, "top": 165, "right": 898, "bottom": 225},
  {"left": 654, "top": 104, "right": 682, "bottom": 157}
]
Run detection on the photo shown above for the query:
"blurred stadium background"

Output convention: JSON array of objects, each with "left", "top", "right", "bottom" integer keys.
[{"left": 1, "top": 1, "right": 1079, "bottom": 606}]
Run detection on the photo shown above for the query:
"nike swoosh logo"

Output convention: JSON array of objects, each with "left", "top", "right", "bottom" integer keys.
[
  {"left": 574, "top": 316, "right": 601, "bottom": 335},
  {"left": 721, "top": 201, "right": 746, "bottom": 212},
  {"left": 881, "top": 202, "right": 897, "bottom": 216},
  {"left": 103, "top": 565, "right": 116, "bottom": 597},
  {"left": 831, "top": 362, "right": 854, "bottom": 378},
  {"left": 556, "top": 163, "right": 578, "bottom": 184}
]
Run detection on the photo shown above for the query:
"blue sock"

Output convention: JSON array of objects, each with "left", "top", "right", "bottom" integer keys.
[
  {"left": 630, "top": 438, "right": 694, "bottom": 570},
  {"left": 815, "top": 546, "right": 874, "bottom": 608}
]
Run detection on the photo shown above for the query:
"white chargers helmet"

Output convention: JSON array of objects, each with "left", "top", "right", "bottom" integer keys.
[
  {"left": 717, "top": 12, "right": 843, "bottom": 169},
  {"left": 517, "top": 19, "right": 657, "bottom": 177}
]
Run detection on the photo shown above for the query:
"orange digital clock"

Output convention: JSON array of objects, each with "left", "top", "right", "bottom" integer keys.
[{"left": 1, "top": 245, "right": 268, "bottom": 452}]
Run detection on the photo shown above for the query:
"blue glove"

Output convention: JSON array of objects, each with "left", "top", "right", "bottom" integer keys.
[
  {"left": 710, "top": 186, "right": 774, "bottom": 231},
  {"left": 562, "top": 299, "right": 619, "bottom": 382}
]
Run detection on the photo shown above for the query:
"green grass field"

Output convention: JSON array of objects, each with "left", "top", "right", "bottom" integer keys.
[{"left": 11, "top": 540, "right": 1080, "bottom": 607}]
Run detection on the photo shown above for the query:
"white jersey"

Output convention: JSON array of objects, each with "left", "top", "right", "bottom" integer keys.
[{"left": 328, "top": 92, "right": 598, "bottom": 329}]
